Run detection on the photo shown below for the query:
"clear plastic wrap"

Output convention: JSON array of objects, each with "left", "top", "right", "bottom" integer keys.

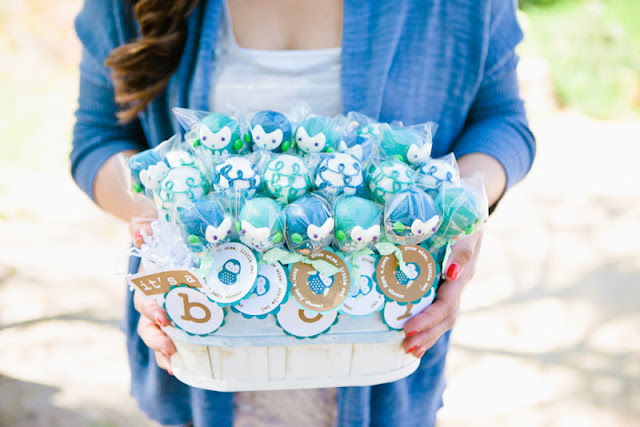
[
  {"left": 427, "top": 175, "right": 489, "bottom": 249},
  {"left": 377, "top": 122, "right": 436, "bottom": 166},
  {"left": 177, "top": 194, "right": 235, "bottom": 252},
  {"left": 313, "top": 151, "right": 365, "bottom": 198},
  {"left": 209, "top": 151, "right": 265, "bottom": 198},
  {"left": 367, "top": 158, "right": 416, "bottom": 204},
  {"left": 333, "top": 196, "right": 383, "bottom": 253},
  {"left": 235, "top": 196, "right": 285, "bottom": 252},
  {"left": 245, "top": 110, "right": 294, "bottom": 153},
  {"left": 174, "top": 107, "right": 245, "bottom": 156},
  {"left": 416, "top": 153, "right": 460, "bottom": 196},
  {"left": 283, "top": 192, "right": 335, "bottom": 255},
  {"left": 294, "top": 116, "right": 340, "bottom": 154},
  {"left": 383, "top": 187, "right": 441, "bottom": 245},
  {"left": 261, "top": 153, "right": 312, "bottom": 202}
]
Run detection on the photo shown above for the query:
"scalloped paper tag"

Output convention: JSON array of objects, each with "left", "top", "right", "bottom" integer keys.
[
  {"left": 341, "top": 255, "right": 385, "bottom": 317},
  {"left": 164, "top": 285, "right": 225, "bottom": 336},
  {"left": 275, "top": 298, "right": 339, "bottom": 339},
  {"left": 382, "top": 287, "right": 436, "bottom": 330},
  {"left": 376, "top": 244, "right": 436, "bottom": 305},
  {"left": 232, "top": 262, "right": 288, "bottom": 318},
  {"left": 202, "top": 243, "right": 258, "bottom": 306}
]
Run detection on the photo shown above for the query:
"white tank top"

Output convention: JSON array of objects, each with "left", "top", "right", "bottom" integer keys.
[{"left": 210, "top": 3, "right": 342, "bottom": 117}]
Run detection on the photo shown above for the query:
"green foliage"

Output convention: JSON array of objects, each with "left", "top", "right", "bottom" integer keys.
[{"left": 521, "top": 0, "right": 640, "bottom": 118}]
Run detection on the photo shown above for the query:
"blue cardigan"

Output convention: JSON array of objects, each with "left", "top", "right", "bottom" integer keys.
[{"left": 71, "top": 0, "right": 535, "bottom": 203}]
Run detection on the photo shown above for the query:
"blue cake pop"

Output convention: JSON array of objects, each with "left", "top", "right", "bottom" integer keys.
[
  {"left": 385, "top": 187, "right": 441, "bottom": 245},
  {"left": 284, "top": 193, "right": 334, "bottom": 255},
  {"left": 334, "top": 196, "right": 382, "bottom": 253},
  {"left": 128, "top": 149, "right": 163, "bottom": 194},
  {"left": 314, "top": 152, "right": 364, "bottom": 197},
  {"left": 295, "top": 116, "right": 340, "bottom": 154},
  {"left": 236, "top": 197, "right": 285, "bottom": 252},
  {"left": 379, "top": 126, "right": 431, "bottom": 166},
  {"left": 417, "top": 153, "right": 461, "bottom": 196},
  {"left": 178, "top": 197, "right": 233, "bottom": 251},
  {"left": 247, "top": 110, "right": 293, "bottom": 152},
  {"left": 196, "top": 113, "right": 243, "bottom": 155}
]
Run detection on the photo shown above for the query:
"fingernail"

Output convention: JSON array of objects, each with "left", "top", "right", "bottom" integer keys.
[
  {"left": 406, "top": 345, "right": 419, "bottom": 354},
  {"left": 417, "top": 348, "right": 426, "bottom": 358},
  {"left": 406, "top": 330, "right": 418, "bottom": 338},
  {"left": 446, "top": 263, "right": 460, "bottom": 281},
  {"left": 135, "top": 230, "right": 142, "bottom": 241},
  {"left": 168, "top": 369, "right": 174, "bottom": 376},
  {"left": 155, "top": 317, "right": 164, "bottom": 327}
]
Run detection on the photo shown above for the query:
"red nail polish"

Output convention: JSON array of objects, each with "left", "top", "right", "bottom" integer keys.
[
  {"left": 417, "top": 349, "right": 426, "bottom": 358},
  {"left": 155, "top": 317, "right": 164, "bottom": 327},
  {"left": 446, "top": 263, "right": 460, "bottom": 281},
  {"left": 406, "top": 330, "right": 418, "bottom": 338},
  {"left": 135, "top": 230, "right": 142, "bottom": 241},
  {"left": 406, "top": 345, "right": 419, "bottom": 354}
]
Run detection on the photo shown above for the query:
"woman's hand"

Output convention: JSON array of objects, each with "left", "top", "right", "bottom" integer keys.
[
  {"left": 401, "top": 228, "right": 484, "bottom": 358},
  {"left": 129, "top": 215, "right": 176, "bottom": 375},
  {"left": 133, "top": 291, "right": 176, "bottom": 375}
]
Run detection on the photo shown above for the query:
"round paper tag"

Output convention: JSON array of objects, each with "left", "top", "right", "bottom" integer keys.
[
  {"left": 289, "top": 250, "right": 351, "bottom": 313},
  {"left": 203, "top": 243, "right": 258, "bottom": 305},
  {"left": 383, "top": 287, "right": 436, "bottom": 330},
  {"left": 341, "top": 255, "right": 385, "bottom": 317},
  {"left": 233, "top": 262, "right": 288, "bottom": 318},
  {"left": 164, "top": 286, "right": 225, "bottom": 335},
  {"left": 376, "top": 245, "right": 436, "bottom": 304},
  {"left": 275, "top": 298, "right": 338, "bottom": 338}
]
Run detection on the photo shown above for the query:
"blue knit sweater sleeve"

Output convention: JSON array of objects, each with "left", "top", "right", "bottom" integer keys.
[
  {"left": 70, "top": 0, "right": 146, "bottom": 202},
  {"left": 453, "top": 0, "right": 536, "bottom": 191}
]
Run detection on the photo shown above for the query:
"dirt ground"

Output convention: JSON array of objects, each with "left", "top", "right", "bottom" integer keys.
[{"left": 1, "top": 4, "right": 639, "bottom": 426}]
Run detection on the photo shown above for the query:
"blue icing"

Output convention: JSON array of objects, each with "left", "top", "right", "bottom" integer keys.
[
  {"left": 295, "top": 116, "right": 340, "bottom": 154},
  {"left": 198, "top": 113, "right": 242, "bottom": 154},
  {"left": 333, "top": 196, "right": 382, "bottom": 253},
  {"left": 178, "top": 198, "right": 232, "bottom": 251},
  {"left": 314, "top": 152, "right": 364, "bottom": 197},
  {"left": 128, "top": 149, "right": 163, "bottom": 191},
  {"left": 284, "top": 194, "right": 334, "bottom": 255},
  {"left": 249, "top": 110, "right": 292, "bottom": 152},
  {"left": 385, "top": 187, "right": 440, "bottom": 245}
]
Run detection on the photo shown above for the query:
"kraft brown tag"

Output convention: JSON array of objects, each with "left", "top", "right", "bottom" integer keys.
[
  {"left": 127, "top": 269, "right": 203, "bottom": 297},
  {"left": 376, "top": 245, "right": 436, "bottom": 304},
  {"left": 289, "top": 250, "right": 351, "bottom": 312}
]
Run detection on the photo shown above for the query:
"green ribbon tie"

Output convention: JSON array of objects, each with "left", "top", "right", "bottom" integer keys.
[
  {"left": 348, "top": 248, "right": 374, "bottom": 283},
  {"left": 375, "top": 242, "right": 409, "bottom": 275},
  {"left": 262, "top": 248, "right": 340, "bottom": 277}
]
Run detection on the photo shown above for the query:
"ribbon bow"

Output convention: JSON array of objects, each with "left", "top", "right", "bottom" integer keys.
[
  {"left": 375, "top": 242, "right": 409, "bottom": 275},
  {"left": 262, "top": 248, "right": 341, "bottom": 277},
  {"left": 348, "top": 248, "right": 375, "bottom": 283}
]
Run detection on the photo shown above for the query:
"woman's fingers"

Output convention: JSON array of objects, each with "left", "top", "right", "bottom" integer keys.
[
  {"left": 129, "top": 218, "right": 155, "bottom": 248},
  {"left": 137, "top": 313, "right": 177, "bottom": 360},
  {"left": 133, "top": 291, "right": 171, "bottom": 327}
]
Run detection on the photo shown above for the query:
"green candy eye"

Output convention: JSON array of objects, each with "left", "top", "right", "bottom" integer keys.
[
  {"left": 281, "top": 140, "right": 291, "bottom": 152},
  {"left": 336, "top": 230, "right": 346, "bottom": 241},
  {"left": 465, "top": 225, "right": 474, "bottom": 235},
  {"left": 244, "top": 133, "right": 252, "bottom": 143},
  {"left": 233, "top": 139, "right": 243, "bottom": 151},
  {"left": 188, "top": 235, "right": 201, "bottom": 244},
  {"left": 193, "top": 139, "right": 201, "bottom": 148},
  {"left": 132, "top": 183, "right": 143, "bottom": 193},
  {"left": 393, "top": 154, "right": 404, "bottom": 162},
  {"left": 272, "top": 232, "right": 283, "bottom": 243},
  {"left": 235, "top": 222, "right": 242, "bottom": 232},
  {"left": 291, "top": 233, "right": 303, "bottom": 244},
  {"left": 393, "top": 221, "right": 405, "bottom": 233},
  {"left": 325, "top": 147, "right": 334, "bottom": 153}
]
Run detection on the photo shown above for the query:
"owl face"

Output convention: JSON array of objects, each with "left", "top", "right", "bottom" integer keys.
[
  {"left": 205, "top": 217, "right": 233, "bottom": 243},
  {"left": 224, "top": 260, "right": 241, "bottom": 274},
  {"left": 200, "top": 124, "right": 232, "bottom": 150},
  {"left": 252, "top": 125, "right": 284, "bottom": 151},
  {"left": 307, "top": 272, "right": 334, "bottom": 295},
  {"left": 350, "top": 225, "right": 380, "bottom": 245},
  {"left": 296, "top": 127, "right": 327, "bottom": 154},
  {"left": 307, "top": 218, "right": 335, "bottom": 241},
  {"left": 360, "top": 276, "right": 373, "bottom": 296},
  {"left": 406, "top": 143, "right": 431, "bottom": 165},
  {"left": 254, "top": 275, "right": 270, "bottom": 297},
  {"left": 394, "top": 262, "right": 420, "bottom": 285},
  {"left": 410, "top": 217, "right": 440, "bottom": 237}
]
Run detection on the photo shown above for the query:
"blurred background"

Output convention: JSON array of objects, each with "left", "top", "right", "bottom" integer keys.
[{"left": 0, "top": 0, "right": 638, "bottom": 425}]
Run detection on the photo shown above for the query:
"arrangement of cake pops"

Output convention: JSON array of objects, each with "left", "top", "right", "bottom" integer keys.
[{"left": 122, "top": 107, "right": 488, "bottom": 342}]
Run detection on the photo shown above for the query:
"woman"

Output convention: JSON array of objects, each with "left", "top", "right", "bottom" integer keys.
[{"left": 71, "top": 0, "right": 535, "bottom": 425}]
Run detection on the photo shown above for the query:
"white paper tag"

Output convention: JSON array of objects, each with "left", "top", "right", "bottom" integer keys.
[
  {"left": 341, "top": 255, "right": 385, "bottom": 316},
  {"left": 383, "top": 287, "right": 436, "bottom": 330},
  {"left": 234, "top": 262, "right": 288, "bottom": 317},
  {"left": 276, "top": 299, "right": 338, "bottom": 338},
  {"left": 202, "top": 243, "right": 258, "bottom": 305},
  {"left": 164, "top": 285, "right": 225, "bottom": 335}
]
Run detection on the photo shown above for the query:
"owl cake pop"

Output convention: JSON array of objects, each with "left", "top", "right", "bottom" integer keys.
[
  {"left": 334, "top": 196, "right": 382, "bottom": 253},
  {"left": 314, "top": 152, "right": 364, "bottom": 197},
  {"left": 284, "top": 193, "right": 334, "bottom": 255},
  {"left": 141, "top": 162, "right": 209, "bottom": 211},
  {"left": 367, "top": 159, "right": 415, "bottom": 204},
  {"left": 236, "top": 197, "right": 285, "bottom": 252},
  {"left": 193, "top": 112, "right": 243, "bottom": 155},
  {"left": 178, "top": 197, "right": 234, "bottom": 251},
  {"left": 295, "top": 116, "right": 340, "bottom": 154},
  {"left": 262, "top": 154, "right": 312, "bottom": 201},
  {"left": 211, "top": 155, "right": 261, "bottom": 198},
  {"left": 379, "top": 125, "right": 432, "bottom": 166},
  {"left": 246, "top": 110, "right": 293, "bottom": 152},
  {"left": 128, "top": 149, "right": 163, "bottom": 194},
  {"left": 430, "top": 183, "right": 487, "bottom": 248},
  {"left": 417, "top": 153, "right": 460, "bottom": 195},
  {"left": 384, "top": 187, "right": 441, "bottom": 245}
]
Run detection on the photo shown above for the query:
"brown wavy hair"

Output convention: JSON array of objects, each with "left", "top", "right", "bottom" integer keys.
[{"left": 104, "top": 0, "right": 200, "bottom": 123}]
